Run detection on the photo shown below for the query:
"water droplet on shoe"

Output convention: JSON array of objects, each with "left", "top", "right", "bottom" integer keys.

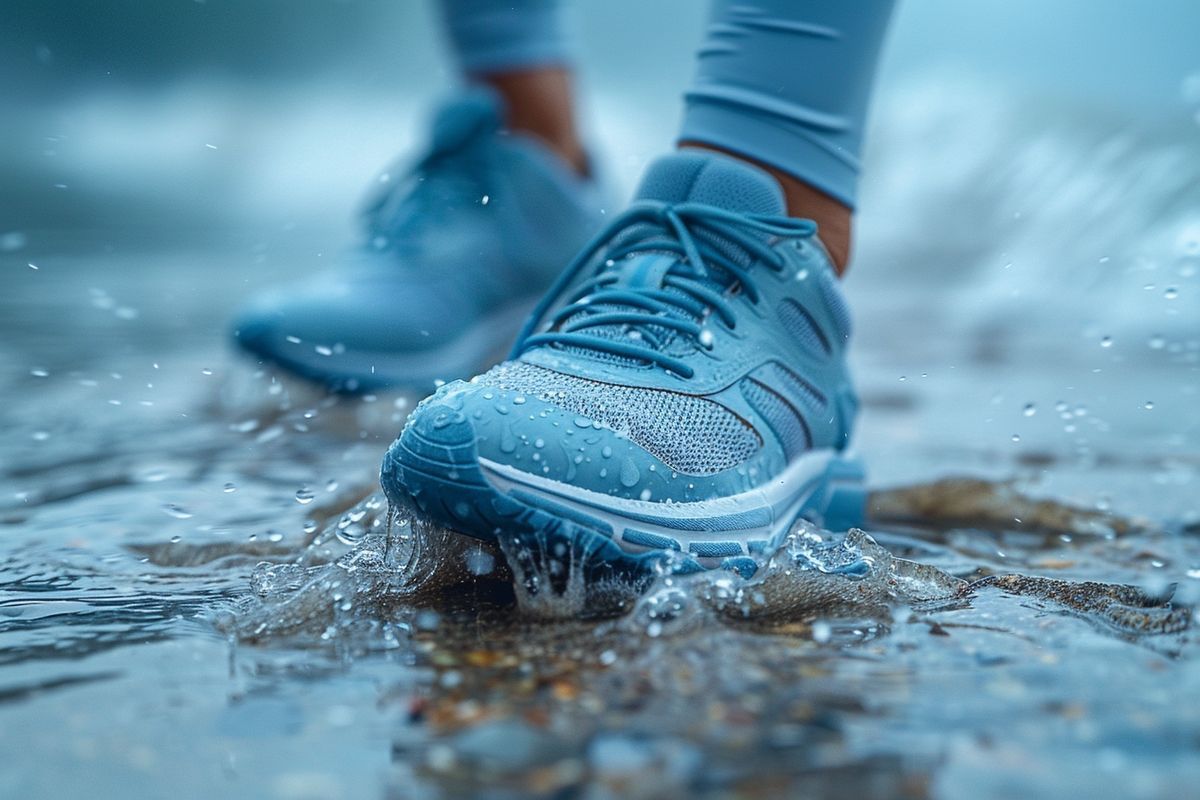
[
  {"left": 619, "top": 458, "right": 640, "bottom": 488},
  {"left": 499, "top": 424, "right": 517, "bottom": 454}
]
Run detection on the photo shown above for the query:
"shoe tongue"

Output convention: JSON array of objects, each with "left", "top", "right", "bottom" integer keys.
[
  {"left": 429, "top": 88, "right": 503, "bottom": 155},
  {"left": 367, "top": 90, "right": 502, "bottom": 243},
  {"left": 634, "top": 151, "right": 785, "bottom": 216}
]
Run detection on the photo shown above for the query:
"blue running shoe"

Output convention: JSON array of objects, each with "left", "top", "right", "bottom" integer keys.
[
  {"left": 382, "top": 151, "right": 865, "bottom": 582},
  {"left": 232, "top": 89, "right": 606, "bottom": 392}
]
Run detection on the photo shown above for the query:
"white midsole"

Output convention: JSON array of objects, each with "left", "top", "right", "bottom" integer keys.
[{"left": 479, "top": 449, "right": 844, "bottom": 553}]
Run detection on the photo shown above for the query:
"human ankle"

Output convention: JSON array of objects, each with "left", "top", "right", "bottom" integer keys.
[
  {"left": 474, "top": 67, "right": 589, "bottom": 177},
  {"left": 678, "top": 142, "right": 853, "bottom": 274}
]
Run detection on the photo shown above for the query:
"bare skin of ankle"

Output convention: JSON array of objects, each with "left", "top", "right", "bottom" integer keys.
[
  {"left": 679, "top": 142, "right": 853, "bottom": 275},
  {"left": 475, "top": 67, "right": 589, "bottom": 177}
]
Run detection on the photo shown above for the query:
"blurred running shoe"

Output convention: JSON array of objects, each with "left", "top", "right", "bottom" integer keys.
[
  {"left": 232, "top": 89, "right": 606, "bottom": 392},
  {"left": 382, "top": 151, "right": 865, "bottom": 581}
]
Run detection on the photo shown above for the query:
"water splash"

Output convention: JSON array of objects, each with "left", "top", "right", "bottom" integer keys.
[{"left": 216, "top": 474, "right": 1190, "bottom": 648}]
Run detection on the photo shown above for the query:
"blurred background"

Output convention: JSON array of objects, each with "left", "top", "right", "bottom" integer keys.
[{"left": 4, "top": 0, "right": 1200, "bottom": 241}]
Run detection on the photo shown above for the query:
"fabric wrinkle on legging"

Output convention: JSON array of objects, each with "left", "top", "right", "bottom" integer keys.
[{"left": 680, "top": 0, "right": 894, "bottom": 209}]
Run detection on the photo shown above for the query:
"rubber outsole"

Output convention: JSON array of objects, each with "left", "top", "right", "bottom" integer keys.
[{"left": 381, "top": 409, "right": 867, "bottom": 584}]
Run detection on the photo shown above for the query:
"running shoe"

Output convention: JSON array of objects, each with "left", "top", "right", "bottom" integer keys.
[
  {"left": 382, "top": 151, "right": 865, "bottom": 581},
  {"left": 232, "top": 89, "right": 606, "bottom": 392}
]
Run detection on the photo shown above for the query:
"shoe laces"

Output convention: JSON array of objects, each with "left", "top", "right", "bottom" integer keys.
[{"left": 512, "top": 200, "right": 816, "bottom": 378}]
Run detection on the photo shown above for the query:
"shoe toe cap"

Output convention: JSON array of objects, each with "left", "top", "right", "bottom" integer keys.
[{"left": 400, "top": 380, "right": 734, "bottom": 504}]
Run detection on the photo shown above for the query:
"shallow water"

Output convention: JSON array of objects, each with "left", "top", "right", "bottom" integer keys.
[{"left": 3, "top": 83, "right": 1200, "bottom": 798}]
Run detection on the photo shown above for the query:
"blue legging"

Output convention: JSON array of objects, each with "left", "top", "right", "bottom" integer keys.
[{"left": 439, "top": 0, "right": 894, "bottom": 209}]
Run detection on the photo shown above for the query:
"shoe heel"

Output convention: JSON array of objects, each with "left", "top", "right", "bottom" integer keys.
[{"left": 818, "top": 455, "right": 867, "bottom": 531}]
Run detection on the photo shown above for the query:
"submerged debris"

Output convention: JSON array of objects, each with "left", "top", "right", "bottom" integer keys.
[
  {"left": 868, "top": 476, "right": 1152, "bottom": 537},
  {"left": 966, "top": 574, "right": 1191, "bottom": 635}
]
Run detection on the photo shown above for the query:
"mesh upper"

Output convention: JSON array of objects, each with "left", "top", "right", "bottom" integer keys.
[
  {"left": 479, "top": 361, "right": 760, "bottom": 476},
  {"left": 763, "top": 362, "right": 827, "bottom": 416},
  {"left": 818, "top": 267, "right": 853, "bottom": 342},
  {"left": 739, "top": 379, "right": 810, "bottom": 460},
  {"left": 777, "top": 298, "right": 831, "bottom": 358}
]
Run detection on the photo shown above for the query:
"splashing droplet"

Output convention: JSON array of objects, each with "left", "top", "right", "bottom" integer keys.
[
  {"left": 161, "top": 503, "right": 193, "bottom": 519},
  {"left": 464, "top": 548, "right": 495, "bottom": 576}
]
